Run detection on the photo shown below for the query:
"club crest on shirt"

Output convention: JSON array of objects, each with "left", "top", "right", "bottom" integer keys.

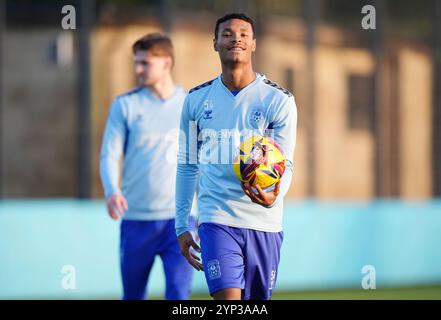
[
  {"left": 249, "top": 107, "right": 265, "bottom": 127},
  {"left": 207, "top": 259, "right": 221, "bottom": 280},
  {"left": 203, "top": 100, "right": 213, "bottom": 119}
]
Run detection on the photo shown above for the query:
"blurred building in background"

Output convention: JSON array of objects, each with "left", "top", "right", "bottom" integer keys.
[
  {"left": 0, "top": 0, "right": 439, "bottom": 200},
  {"left": 1, "top": 0, "right": 441, "bottom": 300}
]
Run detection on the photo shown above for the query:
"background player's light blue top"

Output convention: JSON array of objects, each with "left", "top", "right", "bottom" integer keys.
[
  {"left": 176, "top": 74, "right": 297, "bottom": 236},
  {"left": 100, "top": 86, "right": 187, "bottom": 220}
]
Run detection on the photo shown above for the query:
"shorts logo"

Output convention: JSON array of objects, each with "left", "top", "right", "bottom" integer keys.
[
  {"left": 269, "top": 270, "right": 276, "bottom": 290},
  {"left": 207, "top": 259, "right": 221, "bottom": 280}
]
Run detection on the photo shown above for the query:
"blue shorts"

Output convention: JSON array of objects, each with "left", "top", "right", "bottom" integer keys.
[
  {"left": 198, "top": 223, "right": 283, "bottom": 300},
  {"left": 120, "top": 218, "right": 194, "bottom": 300}
]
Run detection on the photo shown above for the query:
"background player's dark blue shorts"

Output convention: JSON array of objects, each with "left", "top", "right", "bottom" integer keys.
[
  {"left": 120, "top": 218, "right": 195, "bottom": 300},
  {"left": 198, "top": 223, "right": 283, "bottom": 300}
]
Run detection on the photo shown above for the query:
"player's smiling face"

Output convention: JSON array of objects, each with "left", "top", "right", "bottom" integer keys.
[
  {"left": 214, "top": 18, "right": 256, "bottom": 65},
  {"left": 134, "top": 50, "right": 171, "bottom": 87}
]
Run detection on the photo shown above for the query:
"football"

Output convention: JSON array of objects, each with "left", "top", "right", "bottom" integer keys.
[{"left": 233, "top": 135, "right": 286, "bottom": 189}]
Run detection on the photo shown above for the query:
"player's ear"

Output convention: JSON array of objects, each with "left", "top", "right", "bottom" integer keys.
[
  {"left": 164, "top": 56, "right": 174, "bottom": 72},
  {"left": 251, "top": 38, "right": 256, "bottom": 52},
  {"left": 213, "top": 37, "right": 219, "bottom": 52},
  {"left": 164, "top": 56, "right": 172, "bottom": 71}
]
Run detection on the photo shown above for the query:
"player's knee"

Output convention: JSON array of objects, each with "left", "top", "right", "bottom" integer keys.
[{"left": 212, "top": 288, "right": 242, "bottom": 300}]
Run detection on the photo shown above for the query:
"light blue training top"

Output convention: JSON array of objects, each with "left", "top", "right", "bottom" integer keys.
[
  {"left": 100, "top": 86, "right": 187, "bottom": 221},
  {"left": 176, "top": 73, "right": 298, "bottom": 236}
]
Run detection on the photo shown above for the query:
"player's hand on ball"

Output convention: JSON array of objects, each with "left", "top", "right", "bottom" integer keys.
[
  {"left": 106, "top": 193, "right": 128, "bottom": 220},
  {"left": 241, "top": 181, "right": 280, "bottom": 208},
  {"left": 178, "top": 231, "right": 203, "bottom": 271}
]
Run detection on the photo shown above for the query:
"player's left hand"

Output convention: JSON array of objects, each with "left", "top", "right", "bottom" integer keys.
[
  {"left": 241, "top": 181, "right": 280, "bottom": 208},
  {"left": 178, "top": 231, "right": 203, "bottom": 271}
]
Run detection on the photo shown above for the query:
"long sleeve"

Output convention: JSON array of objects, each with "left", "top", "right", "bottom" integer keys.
[
  {"left": 267, "top": 95, "right": 297, "bottom": 206},
  {"left": 99, "top": 98, "right": 127, "bottom": 198},
  {"left": 175, "top": 97, "right": 199, "bottom": 236}
]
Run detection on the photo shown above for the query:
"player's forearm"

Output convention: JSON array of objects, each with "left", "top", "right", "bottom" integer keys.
[
  {"left": 99, "top": 155, "right": 121, "bottom": 198},
  {"left": 264, "top": 159, "right": 293, "bottom": 208},
  {"left": 175, "top": 163, "right": 199, "bottom": 236},
  {"left": 279, "top": 159, "right": 293, "bottom": 198},
  {"left": 100, "top": 98, "right": 127, "bottom": 198}
]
